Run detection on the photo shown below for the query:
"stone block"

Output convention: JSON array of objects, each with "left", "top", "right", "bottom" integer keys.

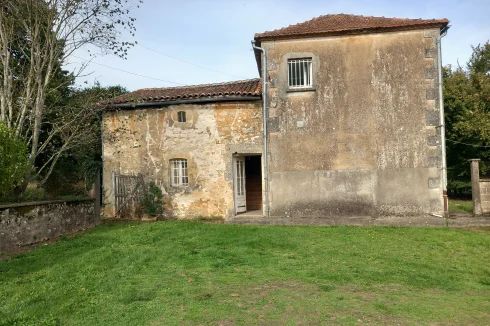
[
  {"left": 426, "top": 88, "right": 438, "bottom": 100},
  {"left": 481, "top": 201, "right": 490, "bottom": 213},
  {"left": 479, "top": 184, "right": 485, "bottom": 194},
  {"left": 427, "top": 135, "right": 440, "bottom": 146},
  {"left": 426, "top": 110, "right": 440, "bottom": 126},
  {"left": 427, "top": 156, "right": 441, "bottom": 168},
  {"left": 425, "top": 68, "right": 436, "bottom": 79},
  {"left": 425, "top": 48, "right": 437, "bottom": 58},
  {"left": 428, "top": 177, "right": 440, "bottom": 189},
  {"left": 267, "top": 117, "right": 279, "bottom": 133}
]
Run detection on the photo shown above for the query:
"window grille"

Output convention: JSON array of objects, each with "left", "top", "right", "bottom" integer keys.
[
  {"left": 170, "top": 159, "right": 188, "bottom": 186},
  {"left": 178, "top": 111, "right": 186, "bottom": 122},
  {"left": 288, "top": 58, "right": 312, "bottom": 88}
]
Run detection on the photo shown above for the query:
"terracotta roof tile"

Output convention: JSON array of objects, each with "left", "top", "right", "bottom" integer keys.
[
  {"left": 109, "top": 78, "right": 262, "bottom": 106},
  {"left": 254, "top": 14, "right": 449, "bottom": 42}
]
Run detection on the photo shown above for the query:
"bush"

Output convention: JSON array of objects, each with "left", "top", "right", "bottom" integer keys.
[
  {"left": 140, "top": 182, "right": 164, "bottom": 217},
  {"left": 0, "top": 122, "right": 31, "bottom": 198}
]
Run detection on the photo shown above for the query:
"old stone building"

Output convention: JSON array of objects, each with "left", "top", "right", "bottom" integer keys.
[{"left": 103, "top": 14, "right": 450, "bottom": 223}]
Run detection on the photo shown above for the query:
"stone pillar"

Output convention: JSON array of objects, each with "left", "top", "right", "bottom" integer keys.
[{"left": 470, "top": 159, "right": 483, "bottom": 216}]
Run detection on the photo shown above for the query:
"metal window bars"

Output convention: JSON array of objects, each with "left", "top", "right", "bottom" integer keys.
[{"left": 288, "top": 58, "right": 312, "bottom": 88}]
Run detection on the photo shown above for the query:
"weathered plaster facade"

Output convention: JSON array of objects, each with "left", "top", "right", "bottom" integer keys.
[
  {"left": 262, "top": 29, "right": 444, "bottom": 217},
  {"left": 103, "top": 15, "right": 449, "bottom": 222},
  {"left": 103, "top": 101, "right": 263, "bottom": 218}
]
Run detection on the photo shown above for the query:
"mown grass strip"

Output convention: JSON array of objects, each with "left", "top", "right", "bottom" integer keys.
[{"left": 1, "top": 222, "right": 489, "bottom": 325}]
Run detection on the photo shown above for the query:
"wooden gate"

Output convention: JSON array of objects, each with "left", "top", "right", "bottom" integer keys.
[{"left": 114, "top": 173, "right": 146, "bottom": 218}]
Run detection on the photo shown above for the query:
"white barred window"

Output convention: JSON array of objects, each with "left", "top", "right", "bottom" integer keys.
[
  {"left": 170, "top": 159, "right": 188, "bottom": 186},
  {"left": 288, "top": 58, "right": 312, "bottom": 88}
]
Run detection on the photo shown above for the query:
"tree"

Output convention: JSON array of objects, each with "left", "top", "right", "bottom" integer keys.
[
  {"left": 0, "top": 122, "right": 30, "bottom": 198},
  {"left": 0, "top": 0, "right": 140, "bottom": 181},
  {"left": 40, "top": 83, "right": 128, "bottom": 194},
  {"left": 444, "top": 42, "right": 490, "bottom": 196}
]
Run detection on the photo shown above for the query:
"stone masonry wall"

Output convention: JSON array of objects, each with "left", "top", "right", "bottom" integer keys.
[
  {"left": 0, "top": 199, "right": 97, "bottom": 253},
  {"left": 480, "top": 180, "right": 490, "bottom": 213},
  {"left": 103, "top": 101, "right": 263, "bottom": 219}
]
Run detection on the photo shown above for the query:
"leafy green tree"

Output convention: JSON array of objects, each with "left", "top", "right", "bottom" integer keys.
[
  {"left": 444, "top": 42, "right": 490, "bottom": 196},
  {"left": 0, "top": 122, "right": 30, "bottom": 198},
  {"left": 41, "top": 84, "right": 128, "bottom": 196},
  {"left": 0, "top": 0, "right": 140, "bottom": 182}
]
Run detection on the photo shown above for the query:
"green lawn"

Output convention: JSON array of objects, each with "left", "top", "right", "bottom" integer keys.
[
  {"left": 449, "top": 199, "right": 473, "bottom": 214},
  {"left": 1, "top": 222, "right": 490, "bottom": 325}
]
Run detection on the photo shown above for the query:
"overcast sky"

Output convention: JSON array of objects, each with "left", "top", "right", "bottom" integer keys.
[{"left": 66, "top": 0, "right": 490, "bottom": 91}]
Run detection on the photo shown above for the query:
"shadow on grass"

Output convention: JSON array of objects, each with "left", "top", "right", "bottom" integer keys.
[{"left": 0, "top": 223, "right": 134, "bottom": 282}]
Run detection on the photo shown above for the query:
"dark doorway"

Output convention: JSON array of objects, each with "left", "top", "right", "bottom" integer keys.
[{"left": 245, "top": 155, "right": 262, "bottom": 211}]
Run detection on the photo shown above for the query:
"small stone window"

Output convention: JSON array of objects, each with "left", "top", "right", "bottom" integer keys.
[
  {"left": 170, "top": 159, "right": 188, "bottom": 186},
  {"left": 288, "top": 58, "right": 312, "bottom": 88},
  {"left": 177, "top": 111, "right": 186, "bottom": 122}
]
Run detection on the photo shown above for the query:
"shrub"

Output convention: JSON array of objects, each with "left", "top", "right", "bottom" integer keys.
[
  {"left": 0, "top": 122, "right": 31, "bottom": 198},
  {"left": 140, "top": 182, "right": 164, "bottom": 217}
]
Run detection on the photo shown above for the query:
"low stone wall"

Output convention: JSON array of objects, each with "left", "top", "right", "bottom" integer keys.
[
  {"left": 480, "top": 180, "right": 490, "bottom": 213},
  {"left": 0, "top": 199, "right": 98, "bottom": 253}
]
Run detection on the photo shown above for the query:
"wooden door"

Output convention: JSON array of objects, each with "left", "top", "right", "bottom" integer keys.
[{"left": 234, "top": 157, "right": 247, "bottom": 213}]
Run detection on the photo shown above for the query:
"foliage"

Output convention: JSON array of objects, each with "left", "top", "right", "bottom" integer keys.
[
  {"left": 40, "top": 83, "right": 127, "bottom": 196},
  {"left": 444, "top": 41, "right": 490, "bottom": 196},
  {"left": 0, "top": 122, "right": 30, "bottom": 198},
  {"left": 448, "top": 199, "right": 473, "bottom": 214},
  {"left": 140, "top": 182, "right": 164, "bottom": 217},
  {"left": 1, "top": 223, "right": 490, "bottom": 324},
  {"left": 0, "top": 0, "right": 140, "bottom": 186}
]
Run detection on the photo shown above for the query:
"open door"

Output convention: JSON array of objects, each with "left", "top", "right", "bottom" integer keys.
[
  {"left": 245, "top": 156, "right": 262, "bottom": 211},
  {"left": 234, "top": 156, "right": 247, "bottom": 213}
]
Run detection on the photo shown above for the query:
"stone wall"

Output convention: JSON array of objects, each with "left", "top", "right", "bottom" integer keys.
[
  {"left": 103, "top": 101, "right": 263, "bottom": 219},
  {"left": 262, "top": 29, "right": 444, "bottom": 217},
  {"left": 0, "top": 199, "right": 98, "bottom": 253},
  {"left": 479, "top": 180, "right": 490, "bottom": 213},
  {"left": 470, "top": 159, "right": 490, "bottom": 215}
]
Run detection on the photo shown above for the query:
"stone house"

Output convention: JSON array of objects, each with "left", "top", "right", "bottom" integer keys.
[{"left": 102, "top": 14, "right": 450, "bottom": 222}]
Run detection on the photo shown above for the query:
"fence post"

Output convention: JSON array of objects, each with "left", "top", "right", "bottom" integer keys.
[
  {"left": 95, "top": 168, "right": 101, "bottom": 224},
  {"left": 470, "top": 159, "right": 482, "bottom": 216}
]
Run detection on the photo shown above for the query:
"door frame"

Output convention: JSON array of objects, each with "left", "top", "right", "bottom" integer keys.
[
  {"left": 233, "top": 155, "right": 247, "bottom": 214},
  {"left": 232, "top": 153, "right": 264, "bottom": 216}
]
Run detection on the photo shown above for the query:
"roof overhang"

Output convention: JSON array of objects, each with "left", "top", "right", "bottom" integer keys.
[
  {"left": 253, "top": 21, "right": 450, "bottom": 73},
  {"left": 105, "top": 95, "right": 262, "bottom": 110}
]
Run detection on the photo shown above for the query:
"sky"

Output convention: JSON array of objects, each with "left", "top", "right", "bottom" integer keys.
[{"left": 66, "top": 0, "right": 490, "bottom": 91}]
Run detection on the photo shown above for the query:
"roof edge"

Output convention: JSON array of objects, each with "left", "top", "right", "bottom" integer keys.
[
  {"left": 254, "top": 21, "right": 449, "bottom": 43},
  {"left": 106, "top": 95, "right": 262, "bottom": 110}
]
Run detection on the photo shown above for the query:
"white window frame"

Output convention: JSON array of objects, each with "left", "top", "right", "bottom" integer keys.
[
  {"left": 170, "top": 159, "right": 188, "bottom": 186},
  {"left": 288, "top": 58, "right": 313, "bottom": 89}
]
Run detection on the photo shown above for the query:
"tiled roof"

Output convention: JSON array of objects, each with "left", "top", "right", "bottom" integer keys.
[
  {"left": 109, "top": 78, "right": 262, "bottom": 106},
  {"left": 254, "top": 14, "right": 449, "bottom": 42}
]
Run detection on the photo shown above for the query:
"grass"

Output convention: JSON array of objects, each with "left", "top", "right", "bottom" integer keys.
[
  {"left": 449, "top": 199, "right": 473, "bottom": 214},
  {"left": 1, "top": 222, "right": 490, "bottom": 325}
]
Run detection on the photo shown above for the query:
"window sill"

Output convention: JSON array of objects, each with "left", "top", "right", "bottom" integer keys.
[{"left": 287, "top": 87, "right": 316, "bottom": 93}]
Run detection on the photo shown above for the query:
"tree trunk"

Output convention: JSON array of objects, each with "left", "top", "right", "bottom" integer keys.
[{"left": 30, "top": 87, "right": 45, "bottom": 161}]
